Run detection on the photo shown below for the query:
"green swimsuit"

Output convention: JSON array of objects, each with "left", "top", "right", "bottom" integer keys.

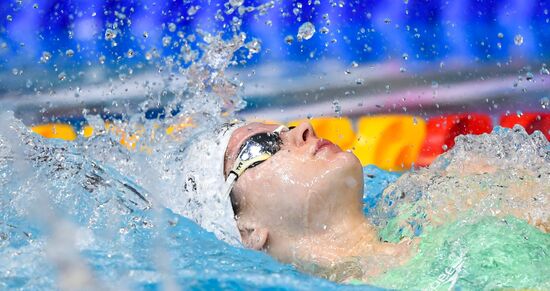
[{"left": 359, "top": 214, "right": 550, "bottom": 290}]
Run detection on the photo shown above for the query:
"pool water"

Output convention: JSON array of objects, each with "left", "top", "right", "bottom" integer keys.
[
  {"left": 1, "top": 111, "right": 548, "bottom": 290},
  {"left": 0, "top": 112, "right": 389, "bottom": 290}
]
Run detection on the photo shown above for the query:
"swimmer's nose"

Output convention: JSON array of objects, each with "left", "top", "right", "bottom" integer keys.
[{"left": 288, "top": 122, "right": 316, "bottom": 146}]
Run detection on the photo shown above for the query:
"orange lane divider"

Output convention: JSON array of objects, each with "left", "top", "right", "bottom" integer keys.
[
  {"left": 417, "top": 113, "right": 492, "bottom": 167},
  {"left": 165, "top": 117, "right": 195, "bottom": 135},
  {"left": 33, "top": 112, "right": 546, "bottom": 168},
  {"left": 31, "top": 123, "right": 77, "bottom": 141},
  {"left": 81, "top": 125, "right": 94, "bottom": 138},
  {"left": 80, "top": 118, "right": 195, "bottom": 150},
  {"left": 104, "top": 122, "right": 144, "bottom": 150},
  {"left": 351, "top": 115, "right": 426, "bottom": 171},
  {"left": 499, "top": 112, "right": 550, "bottom": 140},
  {"left": 288, "top": 117, "right": 356, "bottom": 151}
]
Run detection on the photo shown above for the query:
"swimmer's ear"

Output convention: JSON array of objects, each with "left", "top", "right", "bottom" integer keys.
[{"left": 240, "top": 226, "right": 268, "bottom": 250}]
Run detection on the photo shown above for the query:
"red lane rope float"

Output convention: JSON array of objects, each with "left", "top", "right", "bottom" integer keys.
[
  {"left": 499, "top": 112, "right": 550, "bottom": 140},
  {"left": 417, "top": 113, "right": 492, "bottom": 167}
]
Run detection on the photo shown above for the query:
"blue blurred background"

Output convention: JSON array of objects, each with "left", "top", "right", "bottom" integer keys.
[{"left": 0, "top": 0, "right": 549, "bottom": 124}]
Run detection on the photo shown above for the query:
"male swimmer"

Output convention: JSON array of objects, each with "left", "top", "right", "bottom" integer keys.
[{"left": 178, "top": 121, "right": 550, "bottom": 288}]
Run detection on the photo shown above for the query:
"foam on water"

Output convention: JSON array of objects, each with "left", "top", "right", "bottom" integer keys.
[
  {"left": 371, "top": 126, "right": 549, "bottom": 240},
  {"left": 367, "top": 126, "right": 550, "bottom": 290}
]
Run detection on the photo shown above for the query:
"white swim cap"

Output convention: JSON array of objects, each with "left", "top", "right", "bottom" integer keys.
[{"left": 176, "top": 121, "right": 243, "bottom": 246}]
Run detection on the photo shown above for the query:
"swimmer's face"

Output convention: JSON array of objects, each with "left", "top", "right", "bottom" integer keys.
[{"left": 224, "top": 122, "right": 364, "bottom": 255}]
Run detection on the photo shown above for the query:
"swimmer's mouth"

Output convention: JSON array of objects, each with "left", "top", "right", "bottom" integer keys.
[{"left": 314, "top": 139, "right": 340, "bottom": 155}]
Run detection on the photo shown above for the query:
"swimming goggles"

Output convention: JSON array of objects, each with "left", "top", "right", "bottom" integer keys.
[{"left": 222, "top": 125, "right": 286, "bottom": 199}]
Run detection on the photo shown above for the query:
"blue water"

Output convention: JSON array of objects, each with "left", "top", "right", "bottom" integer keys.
[{"left": 0, "top": 124, "right": 399, "bottom": 290}]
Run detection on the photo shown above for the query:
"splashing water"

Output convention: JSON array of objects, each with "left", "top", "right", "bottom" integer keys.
[
  {"left": 368, "top": 126, "right": 550, "bottom": 290},
  {"left": 0, "top": 29, "right": 379, "bottom": 289},
  {"left": 297, "top": 22, "right": 316, "bottom": 41},
  {"left": 372, "top": 125, "right": 549, "bottom": 239},
  {"left": 1, "top": 3, "right": 549, "bottom": 289}
]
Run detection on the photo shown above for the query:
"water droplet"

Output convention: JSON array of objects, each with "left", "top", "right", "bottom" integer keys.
[
  {"left": 245, "top": 39, "right": 261, "bottom": 57},
  {"left": 188, "top": 6, "right": 200, "bottom": 16},
  {"left": 497, "top": 32, "right": 504, "bottom": 39},
  {"left": 65, "top": 49, "right": 75, "bottom": 57},
  {"left": 6, "top": 15, "right": 13, "bottom": 22},
  {"left": 526, "top": 72, "right": 534, "bottom": 81},
  {"left": 514, "top": 34, "right": 523, "bottom": 46},
  {"left": 229, "top": 0, "right": 244, "bottom": 7},
  {"left": 332, "top": 99, "right": 342, "bottom": 116},
  {"left": 384, "top": 18, "right": 391, "bottom": 24},
  {"left": 442, "top": 144, "right": 448, "bottom": 151},
  {"left": 104, "top": 29, "right": 117, "bottom": 40},
  {"left": 431, "top": 81, "right": 439, "bottom": 89},
  {"left": 142, "top": 31, "right": 149, "bottom": 38},
  {"left": 355, "top": 78, "right": 364, "bottom": 85},
  {"left": 284, "top": 35, "right": 294, "bottom": 45},
  {"left": 33, "top": 3, "right": 38, "bottom": 9},
  {"left": 402, "top": 53, "right": 409, "bottom": 60},
  {"left": 11, "top": 68, "right": 19, "bottom": 75},
  {"left": 58, "top": 72, "right": 67, "bottom": 81},
  {"left": 319, "top": 27, "right": 329, "bottom": 34},
  {"left": 126, "top": 49, "right": 135, "bottom": 58},
  {"left": 162, "top": 36, "right": 172, "bottom": 47},
  {"left": 40, "top": 51, "right": 52, "bottom": 63},
  {"left": 540, "top": 64, "right": 550, "bottom": 75},
  {"left": 399, "top": 67, "right": 407, "bottom": 73},
  {"left": 351, "top": 61, "right": 359, "bottom": 68},
  {"left": 99, "top": 55, "right": 106, "bottom": 64},
  {"left": 168, "top": 22, "right": 176, "bottom": 32},
  {"left": 297, "top": 22, "right": 316, "bottom": 41},
  {"left": 540, "top": 97, "right": 549, "bottom": 109},
  {"left": 516, "top": 110, "right": 523, "bottom": 117}
]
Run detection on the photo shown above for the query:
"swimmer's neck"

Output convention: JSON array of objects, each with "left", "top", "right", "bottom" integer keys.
[{"left": 290, "top": 214, "right": 414, "bottom": 281}]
